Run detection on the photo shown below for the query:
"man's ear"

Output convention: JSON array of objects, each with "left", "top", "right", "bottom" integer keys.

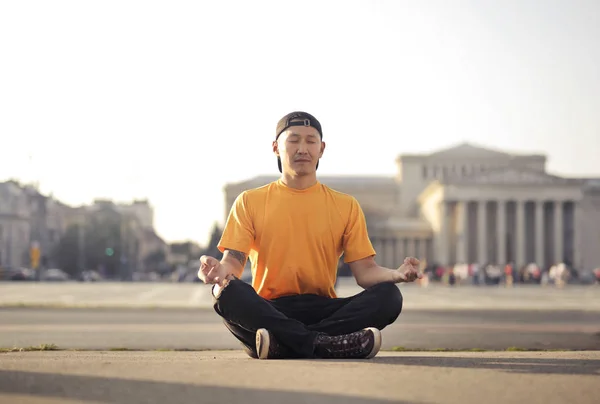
[
  {"left": 319, "top": 140, "right": 326, "bottom": 158},
  {"left": 272, "top": 140, "right": 279, "bottom": 157}
]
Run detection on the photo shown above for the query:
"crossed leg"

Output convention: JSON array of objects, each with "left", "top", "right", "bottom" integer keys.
[{"left": 213, "top": 279, "right": 403, "bottom": 358}]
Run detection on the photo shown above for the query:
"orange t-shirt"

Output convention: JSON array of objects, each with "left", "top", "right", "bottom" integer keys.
[{"left": 218, "top": 179, "right": 376, "bottom": 300}]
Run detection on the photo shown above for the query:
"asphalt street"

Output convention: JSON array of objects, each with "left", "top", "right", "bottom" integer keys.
[
  {"left": 1, "top": 351, "right": 599, "bottom": 404},
  {"left": 2, "top": 307, "right": 600, "bottom": 351},
  {"left": 2, "top": 280, "right": 599, "bottom": 311}
]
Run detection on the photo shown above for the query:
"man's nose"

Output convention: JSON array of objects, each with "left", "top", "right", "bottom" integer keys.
[{"left": 297, "top": 142, "right": 309, "bottom": 153}]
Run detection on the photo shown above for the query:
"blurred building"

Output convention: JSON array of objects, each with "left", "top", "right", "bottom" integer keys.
[
  {"left": 0, "top": 181, "right": 69, "bottom": 268},
  {"left": 168, "top": 241, "right": 203, "bottom": 267},
  {"left": 117, "top": 199, "right": 154, "bottom": 229},
  {"left": 0, "top": 181, "right": 31, "bottom": 268},
  {"left": 86, "top": 199, "right": 166, "bottom": 272},
  {"left": 0, "top": 182, "right": 166, "bottom": 272},
  {"left": 223, "top": 143, "right": 600, "bottom": 272}
]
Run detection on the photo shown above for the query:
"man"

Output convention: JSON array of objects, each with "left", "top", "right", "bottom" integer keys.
[{"left": 198, "top": 111, "right": 422, "bottom": 360}]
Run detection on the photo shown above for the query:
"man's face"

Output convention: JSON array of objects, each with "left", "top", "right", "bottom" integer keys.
[{"left": 273, "top": 124, "right": 325, "bottom": 176}]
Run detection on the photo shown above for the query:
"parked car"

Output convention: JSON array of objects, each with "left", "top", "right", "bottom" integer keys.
[{"left": 41, "top": 268, "right": 70, "bottom": 282}]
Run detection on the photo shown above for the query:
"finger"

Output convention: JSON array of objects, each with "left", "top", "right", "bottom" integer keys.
[
  {"left": 199, "top": 264, "right": 213, "bottom": 278},
  {"left": 392, "top": 270, "right": 406, "bottom": 282},
  {"left": 205, "top": 268, "right": 216, "bottom": 283},
  {"left": 405, "top": 269, "right": 418, "bottom": 282},
  {"left": 197, "top": 267, "right": 213, "bottom": 283},
  {"left": 206, "top": 265, "right": 221, "bottom": 283},
  {"left": 200, "top": 255, "right": 219, "bottom": 267},
  {"left": 405, "top": 257, "right": 420, "bottom": 266},
  {"left": 197, "top": 272, "right": 209, "bottom": 284}
]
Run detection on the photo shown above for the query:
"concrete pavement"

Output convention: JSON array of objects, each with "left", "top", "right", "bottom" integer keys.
[
  {"left": 2, "top": 307, "right": 600, "bottom": 351},
  {"left": 1, "top": 279, "right": 599, "bottom": 311},
  {"left": 1, "top": 350, "right": 599, "bottom": 404}
]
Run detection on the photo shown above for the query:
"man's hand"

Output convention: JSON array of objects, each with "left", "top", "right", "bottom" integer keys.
[
  {"left": 198, "top": 255, "right": 229, "bottom": 286},
  {"left": 392, "top": 257, "right": 423, "bottom": 283}
]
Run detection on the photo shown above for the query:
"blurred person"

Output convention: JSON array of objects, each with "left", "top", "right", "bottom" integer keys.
[
  {"left": 198, "top": 111, "right": 421, "bottom": 360},
  {"left": 417, "top": 258, "right": 429, "bottom": 287},
  {"left": 504, "top": 262, "right": 514, "bottom": 288}
]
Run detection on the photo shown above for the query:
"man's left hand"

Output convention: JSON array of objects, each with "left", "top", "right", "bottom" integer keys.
[{"left": 392, "top": 257, "right": 423, "bottom": 283}]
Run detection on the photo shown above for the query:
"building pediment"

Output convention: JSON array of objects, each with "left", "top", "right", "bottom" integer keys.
[
  {"left": 450, "top": 168, "right": 578, "bottom": 186},
  {"left": 429, "top": 142, "right": 513, "bottom": 159}
]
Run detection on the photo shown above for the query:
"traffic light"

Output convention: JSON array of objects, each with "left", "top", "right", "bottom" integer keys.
[{"left": 105, "top": 248, "right": 114, "bottom": 257}]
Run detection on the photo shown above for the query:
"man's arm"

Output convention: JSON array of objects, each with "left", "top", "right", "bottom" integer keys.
[
  {"left": 220, "top": 249, "right": 247, "bottom": 279},
  {"left": 342, "top": 197, "right": 421, "bottom": 288},
  {"left": 348, "top": 256, "right": 393, "bottom": 289},
  {"left": 349, "top": 256, "right": 421, "bottom": 289}
]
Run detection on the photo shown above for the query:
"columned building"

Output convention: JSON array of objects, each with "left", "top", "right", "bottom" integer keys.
[
  {"left": 223, "top": 143, "right": 600, "bottom": 271},
  {"left": 419, "top": 170, "right": 583, "bottom": 270}
]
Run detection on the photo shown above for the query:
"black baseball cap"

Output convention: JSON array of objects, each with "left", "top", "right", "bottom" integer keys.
[{"left": 275, "top": 111, "right": 323, "bottom": 173}]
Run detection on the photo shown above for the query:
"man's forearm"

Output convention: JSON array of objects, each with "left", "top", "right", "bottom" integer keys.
[
  {"left": 356, "top": 265, "right": 396, "bottom": 289},
  {"left": 220, "top": 249, "right": 246, "bottom": 278}
]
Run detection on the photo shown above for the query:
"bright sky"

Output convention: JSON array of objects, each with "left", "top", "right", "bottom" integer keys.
[{"left": 1, "top": 0, "right": 599, "bottom": 246}]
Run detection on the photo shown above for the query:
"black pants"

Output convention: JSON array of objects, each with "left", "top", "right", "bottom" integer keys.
[{"left": 212, "top": 278, "right": 403, "bottom": 358}]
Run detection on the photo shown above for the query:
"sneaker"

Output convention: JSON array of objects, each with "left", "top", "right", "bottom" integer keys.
[
  {"left": 241, "top": 343, "right": 258, "bottom": 359},
  {"left": 314, "top": 327, "right": 382, "bottom": 359},
  {"left": 256, "top": 328, "right": 289, "bottom": 360}
]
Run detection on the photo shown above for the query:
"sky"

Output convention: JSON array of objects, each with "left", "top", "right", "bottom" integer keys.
[{"left": 1, "top": 0, "right": 599, "bottom": 246}]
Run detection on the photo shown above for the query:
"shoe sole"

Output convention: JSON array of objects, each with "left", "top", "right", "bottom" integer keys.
[
  {"left": 364, "top": 327, "right": 382, "bottom": 359},
  {"left": 256, "top": 328, "right": 270, "bottom": 360}
]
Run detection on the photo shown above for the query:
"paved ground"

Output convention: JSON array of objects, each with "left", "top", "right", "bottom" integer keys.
[
  {"left": 2, "top": 307, "right": 600, "bottom": 351},
  {"left": 2, "top": 282, "right": 599, "bottom": 404},
  {"left": 0, "top": 350, "right": 599, "bottom": 404},
  {"left": 1, "top": 279, "right": 599, "bottom": 311},
  {"left": 2, "top": 281, "right": 599, "bottom": 351}
]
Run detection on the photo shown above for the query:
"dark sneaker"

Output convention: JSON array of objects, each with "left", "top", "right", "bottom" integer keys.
[
  {"left": 256, "top": 328, "right": 290, "bottom": 360},
  {"left": 314, "top": 327, "right": 382, "bottom": 359},
  {"left": 241, "top": 343, "right": 258, "bottom": 359}
]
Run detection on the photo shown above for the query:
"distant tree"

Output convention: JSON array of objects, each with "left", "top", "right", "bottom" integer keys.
[
  {"left": 201, "top": 222, "right": 223, "bottom": 260},
  {"left": 53, "top": 209, "right": 137, "bottom": 279},
  {"left": 52, "top": 224, "right": 79, "bottom": 276},
  {"left": 144, "top": 249, "right": 167, "bottom": 272}
]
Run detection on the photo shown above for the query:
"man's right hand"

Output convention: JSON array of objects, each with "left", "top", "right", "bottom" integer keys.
[{"left": 198, "top": 255, "right": 229, "bottom": 285}]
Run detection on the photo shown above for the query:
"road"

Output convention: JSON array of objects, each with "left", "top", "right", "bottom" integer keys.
[
  {"left": 1, "top": 351, "right": 599, "bottom": 404},
  {"left": 1, "top": 281, "right": 599, "bottom": 350},
  {"left": 1, "top": 279, "right": 599, "bottom": 311},
  {"left": 2, "top": 282, "right": 599, "bottom": 404},
  {"left": 2, "top": 307, "right": 600, "bottom": 351}
]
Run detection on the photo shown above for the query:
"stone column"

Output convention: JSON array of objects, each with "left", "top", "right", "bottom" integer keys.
[
  {"left": 395, "top": 238, "right": 406, "bottom": 265},
  {"left": 388, "top": 238, "right": 397, "bottom": 268},
  {"left": 496, "top": 200, "right": 506, "bottom": 265},
  {"left": 438, "top": 202, "right": 449, "bottom": 266},
  {"left": 477, "top": 200, "right": 487, "bottom": 265},
  {"left": 573, "top": 201, "right": 582, "bottom": 269},
  {"left": 378, "top": 238, "right": 387, "bottom": 267},
  {"left": 535, "top": 200, "right": 545, "bottom": 269},
  {"left": 373, "top": 237, "right": 383, "bottom": 263},
  {"left": 515, "top": 200, "right": 525, "bottom": 268},
  {"left": 455, "top": 201, "right": 468, "bottom": 264},
  {"left": 385, "top": 238, "right": 395, "bottom": 268},
  {"left": 554, "top": 201, "right": 563, "bottom": 264},
  {"left": 415, "top": 238, "right": 422, "bottom": 259},
  {"left": 405, "top": 238, "right": 414, "bottom": 258}
]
